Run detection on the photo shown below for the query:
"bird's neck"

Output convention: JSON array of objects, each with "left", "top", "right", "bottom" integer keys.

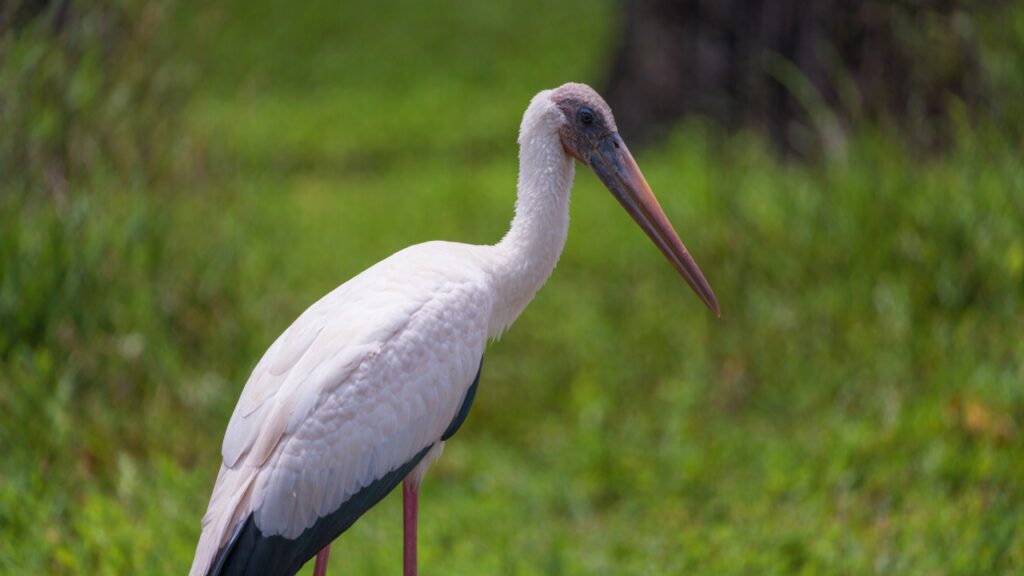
[{"left": 488, "top": 101, "right": 575, "bottom": 337}]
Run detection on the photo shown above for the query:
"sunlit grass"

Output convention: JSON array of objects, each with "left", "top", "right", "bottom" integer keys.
[{"left": 2, "top": 0, "right": 1023, "bottom": 574}]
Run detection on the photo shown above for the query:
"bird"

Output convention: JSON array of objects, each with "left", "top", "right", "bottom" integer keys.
[{"left": 189, "top": 82, "right": 719, "bottom": 576}]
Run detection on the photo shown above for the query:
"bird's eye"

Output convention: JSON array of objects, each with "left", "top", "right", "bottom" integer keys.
[{"left": 578, "top": 107, "right": 595, "bottom": 126}]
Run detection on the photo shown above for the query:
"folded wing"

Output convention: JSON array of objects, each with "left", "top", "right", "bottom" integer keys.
[{"left": 190, "top": 243, "right": 493, "bottom": 576}]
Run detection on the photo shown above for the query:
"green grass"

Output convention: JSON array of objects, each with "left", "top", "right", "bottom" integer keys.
[{"left": 2, "top": 1, "right": 1023, "bottom": 574}]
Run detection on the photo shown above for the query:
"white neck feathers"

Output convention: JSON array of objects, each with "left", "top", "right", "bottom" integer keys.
[{"left": 487, "top": 91, "right": 575, "bottom": 336}]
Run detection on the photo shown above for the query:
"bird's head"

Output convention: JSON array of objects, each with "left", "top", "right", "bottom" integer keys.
[{"left": 548, "top": 83, "right": 720, "bottom": 317}]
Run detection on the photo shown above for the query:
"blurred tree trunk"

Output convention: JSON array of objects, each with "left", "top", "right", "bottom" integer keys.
[{"left": 604, "top": 0, "right": 987, "bottom": 157}]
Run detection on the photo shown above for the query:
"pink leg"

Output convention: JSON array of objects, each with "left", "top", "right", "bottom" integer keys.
[
  {"left": 403, "top": 479, "right": 419, "bottom": 576},
  {"left": 313, "top": 544, "right": 330, "bottom": 576}
]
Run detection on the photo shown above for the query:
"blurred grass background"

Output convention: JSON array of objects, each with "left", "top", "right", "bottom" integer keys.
[{"left": 1, "top": 0, "right": 1023, "bottom": 574}]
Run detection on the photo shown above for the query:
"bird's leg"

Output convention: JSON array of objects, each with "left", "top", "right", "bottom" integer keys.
[
  {"left": 313, "top": 544, "right": 331, "bottom": 576},
  {"left": 403, "top": 478, "right": 419, "bottom": 576}
]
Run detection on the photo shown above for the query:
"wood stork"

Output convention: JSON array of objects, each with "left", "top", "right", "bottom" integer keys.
[{"left": 189, "top": 83, "right": 719, "bottom": 576}]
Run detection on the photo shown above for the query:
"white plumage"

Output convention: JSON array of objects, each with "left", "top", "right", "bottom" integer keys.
[
  {"left": 191, "top": 89, "right": 575, "bottom": 576},
  {"left": 190, "top": 83, "right": 718, "bottom": 576}
]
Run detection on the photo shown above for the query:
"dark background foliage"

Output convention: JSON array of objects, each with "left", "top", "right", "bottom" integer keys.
[{"left": 1, "top": 1, "right": 1022, "bottom": 573}]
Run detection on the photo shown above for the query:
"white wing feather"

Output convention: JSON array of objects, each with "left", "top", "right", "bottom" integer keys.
[{"left": 190, "top": 242, "right": 493, "bottom": 576}]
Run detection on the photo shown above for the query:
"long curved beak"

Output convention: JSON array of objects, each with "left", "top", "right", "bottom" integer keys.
[{"left": 588, "top": 133, "right": 720, "bottom": 317}]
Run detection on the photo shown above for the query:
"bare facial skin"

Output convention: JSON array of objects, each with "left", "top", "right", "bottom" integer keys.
[{"left": 551, "top": 83, "right": 720, "bottom": 317}]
